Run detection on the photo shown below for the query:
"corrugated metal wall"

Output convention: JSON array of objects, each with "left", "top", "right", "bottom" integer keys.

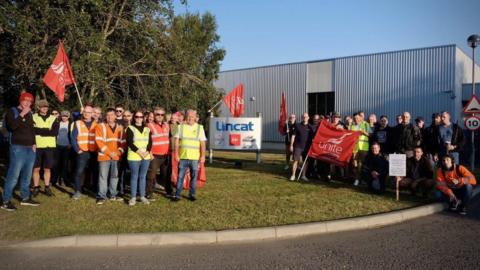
[
  {"left": 214, "top": 63, "right": 307, "bottom": 142},
  {"left": 334, "top": 45, "right": 457, "bottom": 125}
]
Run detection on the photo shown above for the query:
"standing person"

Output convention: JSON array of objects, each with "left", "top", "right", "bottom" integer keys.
[
  {"left": 283, "top": 114, "right": 297, "bottom": 170},
  {"left": 349, "top": 112, "right": 371, "bottom": 186},
  {"left": 172, "top": 109, "right": 207, "bottom": 202},
  {"left": 436, "top": 155, "right": 476, "bottom": 215},
  {"left": 309, "top": 114, "right": 328, "bottom": 180},
  {"left": 397, "top": 147, "right": 435, "bottom": 196},
  {"left": 393, "top": 112, "right": 421, "bottom": 158},
  {"left": 126, "top": 110, "right": 152, "bottom": 206},
  {"left": 145, "top": 111, "right": 154, "bottom": 124},
  {"left": 367, "top": 114, "right": 379, "bottom": 130},
  {"left": 95, "top": 108, "right": 126, "bottom": 204},
  {"left": 70, "top": 104, "right": 98, "bottom": 200},
  {"left": 344, "top": 115, "right": 353, "bottom": 129},
  {"left": 31, "top": 100, "right": 59, "bottom": 197},
  {"left": 423, "top": 113, "right": 441, "bottom": 165},
  {"left": 396, "top": 115, "right": 403, "bottom": 125},
  {"left": 362, "top": 143, "right": 388, "bottom": 194},
  {"left": 372, "top": 115, "right": 393, "bottom": 155},
  {"left": 289, "top": 112, "right": 313, "bottom": 181},
  {"left": 117, "top": 109, "right": 133, "bottom": 196},
  {"left": 146, "top": 107, "right": 172, "bottom": 200},
  {"left": 115, "top": 105, "right": 125, "bottom": 125},
  {"left": 438, "top": 111, "right": 464, "bottom": 165},
  {"left": 51, "top": 110, "right": 60, "bottom": 120},
  {"left": 93, "top": 106, "right": 103, "bottom": 123},
  {"left": 1, "top": 92, "right": 40, "bottom": 211},
  {"left": 53, "top": 110, "right": 71, "bottom": 187}
]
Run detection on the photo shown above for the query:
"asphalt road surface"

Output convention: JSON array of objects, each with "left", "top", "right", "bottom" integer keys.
[{"left": 1, "top": 197, "right": 479, "bottom": 270}]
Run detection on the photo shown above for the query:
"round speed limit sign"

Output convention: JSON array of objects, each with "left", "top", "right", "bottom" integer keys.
[{"left": 465, "top": 116, "right": 480, "bottom": 131}]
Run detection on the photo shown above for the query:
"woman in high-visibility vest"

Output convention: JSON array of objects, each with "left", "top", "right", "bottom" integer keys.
[{"left": 126, "top": 110, "right": 152, "bottom": 206}]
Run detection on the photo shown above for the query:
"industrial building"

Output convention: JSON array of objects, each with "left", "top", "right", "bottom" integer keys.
[{"left": 214, "top": 44, "right": 480, "bottom": 147}]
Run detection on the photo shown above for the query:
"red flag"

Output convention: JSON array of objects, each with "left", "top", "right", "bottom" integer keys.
[
  {"left": 43, "top": 41, "right": 76, "bottom": 102},
  {"left": 308, "top": 120, "right": 360, "bottom": 167},
  {"left": 223, "top": 84, "right": 244, "bottom": 117},
  {"left": 171, "top": 152, "right": 207, "bottom": 189},
  {"left": 278, "top": 92, "right": 287, "bottom": 135}
]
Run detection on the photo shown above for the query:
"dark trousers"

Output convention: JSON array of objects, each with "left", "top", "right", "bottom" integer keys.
[
  {"left": 363, "top": 173, "right": 386, "bottom": 194},
  {"left": 73, "top": 152, "right": 97, "bottom": 193},
  {"left": 52, "top": 145, "right": 70, "bottom": 185},
  {"left": 146, "top": 154, "right": 172, "bottom": 196},
  {"left": 452, "top": 184, "right": 473, "bottom": 206},
  {"left": 117, "top": 155, "right": 129, "bottom": 195}
]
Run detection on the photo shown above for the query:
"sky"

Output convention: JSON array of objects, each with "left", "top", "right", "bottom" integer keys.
[{"left": 174, "top": 0, "right": 480, "bottom": 71}]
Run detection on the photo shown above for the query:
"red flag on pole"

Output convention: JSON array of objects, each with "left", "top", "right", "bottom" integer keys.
[
  {"left": 43, "top": 41, "right": 76, "bottom": 102},
  {"left": 278, "top": 92, "right": 287, "bottom": 135},
  {"left": 308, "top": 120, "right": 360, "bottom": 167},
  {"left": 223, "top": 84, "right": 244, "bottom": 117}
]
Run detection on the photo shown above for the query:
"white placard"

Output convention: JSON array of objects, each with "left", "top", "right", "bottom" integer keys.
[
  {"left": 209, "top": 117, "right": 262, "bottom": 150},
  {"left": 389, "top": 154, "right": 406, "bottom": 176}
]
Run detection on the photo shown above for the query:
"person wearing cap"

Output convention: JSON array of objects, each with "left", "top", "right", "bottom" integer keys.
[
  {"left": 52, "top": 110, "right": 71, "bottom": 187},
  {"left": 32, "top": 99, "right": 60, "bottom": 197},
  {"left": 436, "top": 155, "right": 476, "bottom": 215},
  {"left": 1, "top": 92, "right": 40, "bottom": 211}
]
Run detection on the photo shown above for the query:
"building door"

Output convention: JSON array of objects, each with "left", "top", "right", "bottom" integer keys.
[{"left": 308, "top": 92, "right": 334, "bottom": 117}]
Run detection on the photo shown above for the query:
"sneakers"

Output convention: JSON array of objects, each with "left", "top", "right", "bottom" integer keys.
[
  {"left": 72, "top": 192, "right": 81, "bottom": 200},
  {"left": 96, "top": 199, "right": 106, "bottom": 205},
  {"left": 1, "top": 201, "right": 17, "bottom": 212},
  {"left": 109, "top": 196, "right": 124, "bottom": 202},
  {"left": 459, "top": 206, "right": 468, "bottom": 215},
  {"left": 171, "top": 196, "right": 180, "bottom": 202},
  {"left": 20, "top": 198, "right": 40, "bottom": 207},
  {"left": 449, "top": 200, "right": 460, "bottom": 211},
  {"left": 289, "top": 175, "right": 296, "bottom": 181},
  {"left": 140, "top": 197, "right": 150, "bottom": 205},
  {"left": 44, "top": 186, "right": 54, "bottom": 197},
  {"left": 301, "top": 176, "right": 309, "bottom": 182},
  {"left": 284, "top": 165, "right": 290, "bottom": 170},
  {"left": 32, "top": 186, "right": 40, "bottom": 197},
  {"left": 146, "top": 194, "right": 156, "bottom": 202},
  {"left": 188, "top": 195, "right": 197, "bottom": 202},
  {"left": 129, "top": 198, "right": 136, "bottom": 206},
  {"left": 353, "top": 179, "right": 360, "bottom": 186},
  {"left": 165, "top": 193, "right": 174, "bottom": 199}
]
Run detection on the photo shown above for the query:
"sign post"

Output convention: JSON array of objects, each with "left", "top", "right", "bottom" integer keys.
[
  {"left": 464, "top": 95, "right": 480, "bottom": 170},
  {"left": 389, "top": 154, "right": 407, "bottom": 201}
]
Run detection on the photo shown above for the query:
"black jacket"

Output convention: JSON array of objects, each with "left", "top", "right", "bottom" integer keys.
[
  {"left": 393, "top": 123, "right": 421, "bottom": 153},
  {"left": 406, "top": 156, "right": 434, "bottom": 180},
  {"left": 423, "top": 124, "right": 440, "bottom": 154},
  {"left": 449, "top": 123, "right": 465, "bottom": 152},
  {"left": 362, "top": 153, "right": 389, "bottom": 177},
  {"left": 372, "top": 125, "right": 394, "bottom": 154}
]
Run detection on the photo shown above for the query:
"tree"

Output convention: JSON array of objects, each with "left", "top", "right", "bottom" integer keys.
[{"left": 0, "top": 0, "right": 225, "bottom": 120}]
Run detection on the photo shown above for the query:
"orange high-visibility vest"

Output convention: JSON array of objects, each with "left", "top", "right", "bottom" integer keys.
[
  {"left": 95, "top": 123, "right": 126, "bottom": 161},
  {"left": 148, "top": 122, "right": 170, "bottom": 155},
  {"left": 76, "top": 120, "right": 98, "bottom": 152}
]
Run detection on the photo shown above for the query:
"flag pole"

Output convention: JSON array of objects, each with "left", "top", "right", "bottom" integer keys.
[
  {"left": 207, "top": 100, "right": 222, "bottom": 113},
  {"left": 72, "top": 82, "right": 84, "bottom": 109},
  {"left": 297, "top": 156, "right": 309, "bottom": 181}
]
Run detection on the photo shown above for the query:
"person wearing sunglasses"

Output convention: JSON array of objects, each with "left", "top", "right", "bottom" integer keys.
[
  {"left": 126, "top": 110, "right": 153, "bottom": 206},
  {"left": 146, "top": 107, "right": 172, "bottom": 200},
  {"left": 115, "top": 105, "right": 124, "bottom": 122}
]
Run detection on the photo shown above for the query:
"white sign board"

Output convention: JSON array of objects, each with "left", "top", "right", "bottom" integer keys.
[
  {"left": 209, "top": 117, "right": 262, "bottom": 150},
  {"left": 389, "top": 154, "right": 406, "bottom": 177},
  {"left": 465, "top": 116, "right": 480, "bottom": 131}
]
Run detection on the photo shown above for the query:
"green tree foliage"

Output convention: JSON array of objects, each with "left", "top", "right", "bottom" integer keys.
[{"left": 0, "top": 0, "right": 225, "bottom": 119}]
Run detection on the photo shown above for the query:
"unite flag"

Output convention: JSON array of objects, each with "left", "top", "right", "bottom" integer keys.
[
  {"left": 223, "top": 84, "right": 245, "bottom": 117},
  {"left": 43, "top": 41, "right": 76, "bottom": 102},
  {"left": 278, "top": 92, "right": 287, "bottom": 135}
]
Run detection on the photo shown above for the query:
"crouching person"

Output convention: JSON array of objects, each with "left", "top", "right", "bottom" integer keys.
[
  {"left": 362, "top": 143, "right": 388, "bottom": 194},
  {"left": 397, "top": 147, "right": 435, "bottom": 196},
  {"left": 436, "top": 155, "right": 476, "bottom": 215},
  {"left": 95, "top": 108, "right": 126, "bottom": 204}
]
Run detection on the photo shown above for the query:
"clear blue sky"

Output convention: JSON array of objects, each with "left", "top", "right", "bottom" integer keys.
[{"left": 175, "top": 0, "right": 480, "bottom": 71}]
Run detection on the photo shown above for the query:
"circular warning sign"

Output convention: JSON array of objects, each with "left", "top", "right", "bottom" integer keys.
[{"left": 465, "top": 116, "right": 480, "bottom": 131}]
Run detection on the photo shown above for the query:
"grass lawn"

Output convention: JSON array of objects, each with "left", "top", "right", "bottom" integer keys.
[{"left": 0, "top": 151, "right": 430, "bottom": 244}]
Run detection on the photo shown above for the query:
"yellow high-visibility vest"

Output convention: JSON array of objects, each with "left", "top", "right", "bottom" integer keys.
[
  {"left": 33, "top": 113, "right": 57, "bottom": 148},
  {"left": 178, "top": 123, "right": 203, "bottom": 160},
  {"left": 350, "top": 121, "right": 370, "bottom": 152},
  {"left": 127, "top": 126, "right": 152, "bottom": 161}
]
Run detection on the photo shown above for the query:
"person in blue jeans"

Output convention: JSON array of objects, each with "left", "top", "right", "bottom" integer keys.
[
  {"left": 2, "top": 92, "right": 40, "bottom": 211},
  {"left": 126, "top": 110, "right": 152, "bottom": 206},
  {"left": 172, "top": 109, "right": 207, "bottom": 202}
]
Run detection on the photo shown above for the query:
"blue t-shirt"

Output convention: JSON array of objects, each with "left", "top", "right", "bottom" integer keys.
[{"left": 438, "top": 124, "right": 453, "bottom": 156}]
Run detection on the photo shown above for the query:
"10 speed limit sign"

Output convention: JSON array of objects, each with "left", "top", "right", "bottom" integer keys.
[{"left": 465, "top": 116, "right": 480, "bottom": 131}]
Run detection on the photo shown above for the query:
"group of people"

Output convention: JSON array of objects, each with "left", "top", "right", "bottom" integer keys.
[
  {"left": 284, "top": 110, "right": 476, "bottom": 215},
  {"left": 1, "top": 92, "right": 206, "bottom": 211}
]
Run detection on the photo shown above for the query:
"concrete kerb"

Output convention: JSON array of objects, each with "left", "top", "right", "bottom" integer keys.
[{"left": 9, "top": 203, "right": 445, "bottom": 248}]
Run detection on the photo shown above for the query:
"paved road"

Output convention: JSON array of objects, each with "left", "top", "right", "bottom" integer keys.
[{"left": 1, "top": 197, "right": 479, "bottom": 270}]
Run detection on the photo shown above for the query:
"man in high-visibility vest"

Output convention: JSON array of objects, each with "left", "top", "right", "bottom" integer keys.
[
  {"left": 70, "top": 104, "right": 98, "bottom": 200},
  {"left": 349, "top": 112, "right": 371, "bottom": 186},
  {"left": 146, "top": 107, "right": 172, "bottom": 200},
  {"left": 32, "top": 99, "right": 59, "bottom": 197},
  {"left": 172, "top": 109, "right": 206, "bottom": 202},
  {"left": 95, "top": 108, "right": 126, "bottom": 205}
]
